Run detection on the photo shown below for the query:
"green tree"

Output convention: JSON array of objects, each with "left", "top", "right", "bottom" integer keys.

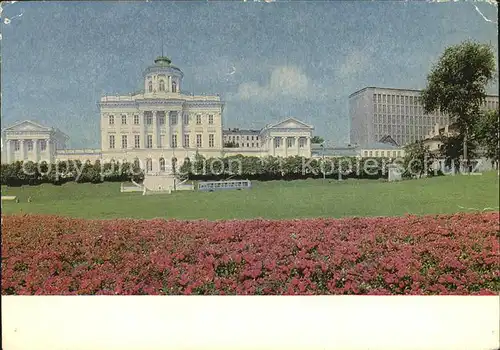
[
  {"left": 473, "top": 109, "right": 499, "bottom": 167},
  {"left": 311, "top": 136, "right": 324, "bottom": 144},
  {"left": 420, "top": 41, "right": 496, "bottom": 171},
  {"left": 403, "top": 141, "right": 435, "bottom": 178},
  {"left": 439, "top": 135, "right": 477, "bottom": 172}
]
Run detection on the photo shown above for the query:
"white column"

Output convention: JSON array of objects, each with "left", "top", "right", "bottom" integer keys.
[
  {"left": 153, "top": 111, "right": 158, "bottom": 149},
  {"left": 6, "top": 140, "right": 12, "bottom": 164},
  {"left": 168, "top": 76, "right": 172, "bottom": 92},
  {"left": 140, "top": 112, "right": 146, "bottom": 148},
  {"left": 271, "top": 136, "right": 275, "bottom": 156},
  {"left": 284, "top": 137, "right": 288, "bottom": 157},
  {"left": 20, "top": 139, "right": 26, "bottom": 161},
  {"left": 165, "top": 111, "right": 171, "bottom": 149},
  {"left": 46, "top": 139, "right": 53, "bottom": 163},
  {"left": 33, "top": 139, "right": 39, "bottom": 163},
  {"left": 296, "top": 136, "right": 300, "bottom": 156}
]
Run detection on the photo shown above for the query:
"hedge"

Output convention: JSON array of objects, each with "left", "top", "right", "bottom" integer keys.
[{"left": 0, "top": 160, "right": 144, "bottom": 187}]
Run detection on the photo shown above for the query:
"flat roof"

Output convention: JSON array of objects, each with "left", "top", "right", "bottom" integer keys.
[
  {"left": 349, "top": 86, "right": 499, "bottom": 99},
  {"left": 223, "top": 129, "right": 261, "bottom": 135}
]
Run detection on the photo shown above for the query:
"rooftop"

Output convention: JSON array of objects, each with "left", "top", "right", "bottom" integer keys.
[{"left": 223, "top": 128, "right": 261, "bottom": 135}]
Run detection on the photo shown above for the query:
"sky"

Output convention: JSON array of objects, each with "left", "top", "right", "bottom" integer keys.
[{"left": 0, "top": 0, "right": 498, "bottom": 148}]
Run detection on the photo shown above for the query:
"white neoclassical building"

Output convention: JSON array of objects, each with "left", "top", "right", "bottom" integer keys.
[
  {"left": 1, "top": 55, "right": 315, "bottom": 169},
  {"left": 1, "top": 120, "right": 68, "bottom": 164}
]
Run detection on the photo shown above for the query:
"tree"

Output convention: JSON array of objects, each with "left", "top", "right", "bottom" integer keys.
[
  {"left": 474, "top": 109, "right": 499, "bottom": 168},
  {"left": 403, "top": 141, "right": 435, "bottom": 178},
  {"left": 439, "top": 134, "right": 477, "bottom": 172},
  {"left": 420, "top": 41, "right": 496, "bottom": 171},
  {"left": 311, "top": 136, "right": 324, "bottom": 144}
]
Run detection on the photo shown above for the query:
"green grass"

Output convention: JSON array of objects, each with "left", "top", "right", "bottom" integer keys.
[{"left": 1, "top": 172, "right": 499, "bottom": 220}]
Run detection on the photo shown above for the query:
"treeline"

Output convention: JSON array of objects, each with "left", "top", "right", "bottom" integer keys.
[
  {"left": 1, "top": 160, "right": 144, "bottom": 187},
  {"left": 178, "top": 154, "right": 396, "bottom": 181},
  {"left": 2, "top": 155, "right": 412, "bottom": 187}
]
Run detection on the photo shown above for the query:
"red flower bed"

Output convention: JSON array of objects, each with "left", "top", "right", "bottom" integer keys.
[{"left": 2, "top": 212, "right": 499, "bottom": 295}]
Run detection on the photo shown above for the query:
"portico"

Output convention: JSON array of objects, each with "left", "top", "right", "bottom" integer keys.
[
  {"left": 259, "top": 118, "right": 314, "bottom": 158},
  {"left": 1, "top": 120, "right": 68, "bottom": 164}
]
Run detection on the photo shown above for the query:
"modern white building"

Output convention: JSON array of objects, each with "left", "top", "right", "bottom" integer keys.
[
  {"left": 1, "top": 55, "right": 315, "bottom": 168},
  {"left": 349, "top": 86, "right": 499, "bottom": 147}
]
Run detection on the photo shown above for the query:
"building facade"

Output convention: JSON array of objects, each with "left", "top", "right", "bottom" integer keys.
[
  {"left": 349, "top": 86, "right": 499, "bottom": 147},
  {"left": 1, "top": 56, "right": 315, "bottom": 167},
  {"left": 223, "top": 128, "right": 261, "bottom": 148},
  {"left": 1, "top": 120, "right": 68, "bottom": 164}
]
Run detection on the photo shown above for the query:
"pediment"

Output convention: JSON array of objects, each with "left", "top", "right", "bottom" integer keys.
[
  {"left": 270, "top": 118, "right": 313, "bottom": 130},
  {"left": 3, "top": 120, "right": 51, "bottom": 133}
]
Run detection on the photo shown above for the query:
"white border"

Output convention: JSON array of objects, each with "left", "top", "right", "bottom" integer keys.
[{"left": 2, "top": 296, "right": 499, "bottom": 350}]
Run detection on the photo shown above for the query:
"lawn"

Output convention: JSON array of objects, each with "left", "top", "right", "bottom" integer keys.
[{"left": 1, "top": 172, "right": 499, "bottom": 220}]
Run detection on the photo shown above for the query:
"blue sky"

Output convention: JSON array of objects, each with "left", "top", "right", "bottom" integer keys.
[{"left": 1, "top": 1, "right": 498, "bottom": 148}]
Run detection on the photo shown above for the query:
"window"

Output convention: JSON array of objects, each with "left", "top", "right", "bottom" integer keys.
[
  {"left": 172, "top": 81, "right": 177, "bottom": 93},
  {"left": 364, "top": 151, "right": 368, "bottom": 157},
  {"left": 159, "top": 80, "right": 165, "bottom": 92},
  {"left": 134, "top": 115, "right": 140, "bottom": 125},
  {"left": 287, "top": 138, "right": 293, "bottom": 148},
  {"left": 373, "top": 94, "right": 377, "bottom": 102},
  {"left": 252, "top": 143, "right": 254, "bottom": 147},
  {"left": 171, "top": 134, "right": 177, "bottom": 148},
  {"left": 247, "top": 143, "right": 249, "bottom": 147},
  {"left": 256, "top": 136, "right": 259, "bottom": 140},
  {"left": 146, "top": 115, "right": 152, "bottom": 125},
  {"left": 170, "top": 112, "right": 178, "bottom": 125},
  {"left": 246, "top": 136, "right": 249, "bottom": 141},
  {"left": 375, "top": 151, "right": 379, "bottom": 157},
  {"left": 196, "top": 114, "right": 202, "bottom": 125},
  {"left": 299, "top": 138, "right": 305, "bottom": 148},
  {"left": 121, "top": 115, "right": 127, "bottom": 125},
  {"left": 369, "top": 151, "right": 373, "bottom": 157},
  {"left": 146, "top": 135, "right": 153, "bottom": 148},
  {"left": 121, "top": 135, "right": 127, "bottom": 149},
  {"left": 392, "top": 151, "right": 397, "bottom": 157},
  {"left": 134, "top": 135, "right": 140, "bottom": 148},
  {"left": 275, "top": 137, "right": 281, "bottom": 148},
  {"left": 381, "top": 151, "right": 385, "bottom": 157},
  {"left": 183, "top": 134, "right": 190, "bottom": 147},
  {"left": 196, "top": 134, "right": 202, "bottom": 148},
  {"left": 208, "top": 114, "right": 214, "bottom": 124},
  {"left": 109, "top": 135, "right": 115, "bottom": 149},
  {"left": 159, "top": 115, "right": 165, "bottom": 125},
  {"left": 27, "top": 140, "right": 33, "bottom": 151},
  {"left": 109, "top": 115, "right": 115, "bottom": 125},
  {"left": 160, "top": 158, "right": 166, "bottom": 171},
  {"left": 40, "top": 140, "right": 47, "bottom": 151},
  {"left": 146, "top": 158, "right": 153, "bottom": 172},
  {"left": 209, "top": 134, "right": 214, "bottom": 148},
  {"left": 148, "top": 81, "right": 153, "bottom": 93},
  {"left": 183, "top": 113, "right": 189, "bottom": 125}
]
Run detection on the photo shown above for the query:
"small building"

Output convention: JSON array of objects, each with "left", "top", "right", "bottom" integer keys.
[{"left": 1, "top": 120, "right": 68, "bottom": 164}]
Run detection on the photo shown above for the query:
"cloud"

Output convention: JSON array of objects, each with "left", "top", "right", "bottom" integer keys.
[
  {"left": 336, "top": 49, "right": 370, "bottom": 79},
  {"left": 230, "top": 65, "right": 325, "bottom": 101}
]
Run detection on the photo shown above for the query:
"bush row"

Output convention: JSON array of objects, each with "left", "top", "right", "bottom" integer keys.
[
  {"left": 2, "top": 212, "right": 498, "bottom": 295},
  {"left": 0, "top": 160, "right": 145, "bottom": 187},
  {"left": 179, "top": 155, "right": 397, "bottom": 181}
]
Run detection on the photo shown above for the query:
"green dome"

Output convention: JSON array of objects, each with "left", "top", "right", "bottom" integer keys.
[{"left": 154, "top": 56, "right": 172, "bottom": 66}]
